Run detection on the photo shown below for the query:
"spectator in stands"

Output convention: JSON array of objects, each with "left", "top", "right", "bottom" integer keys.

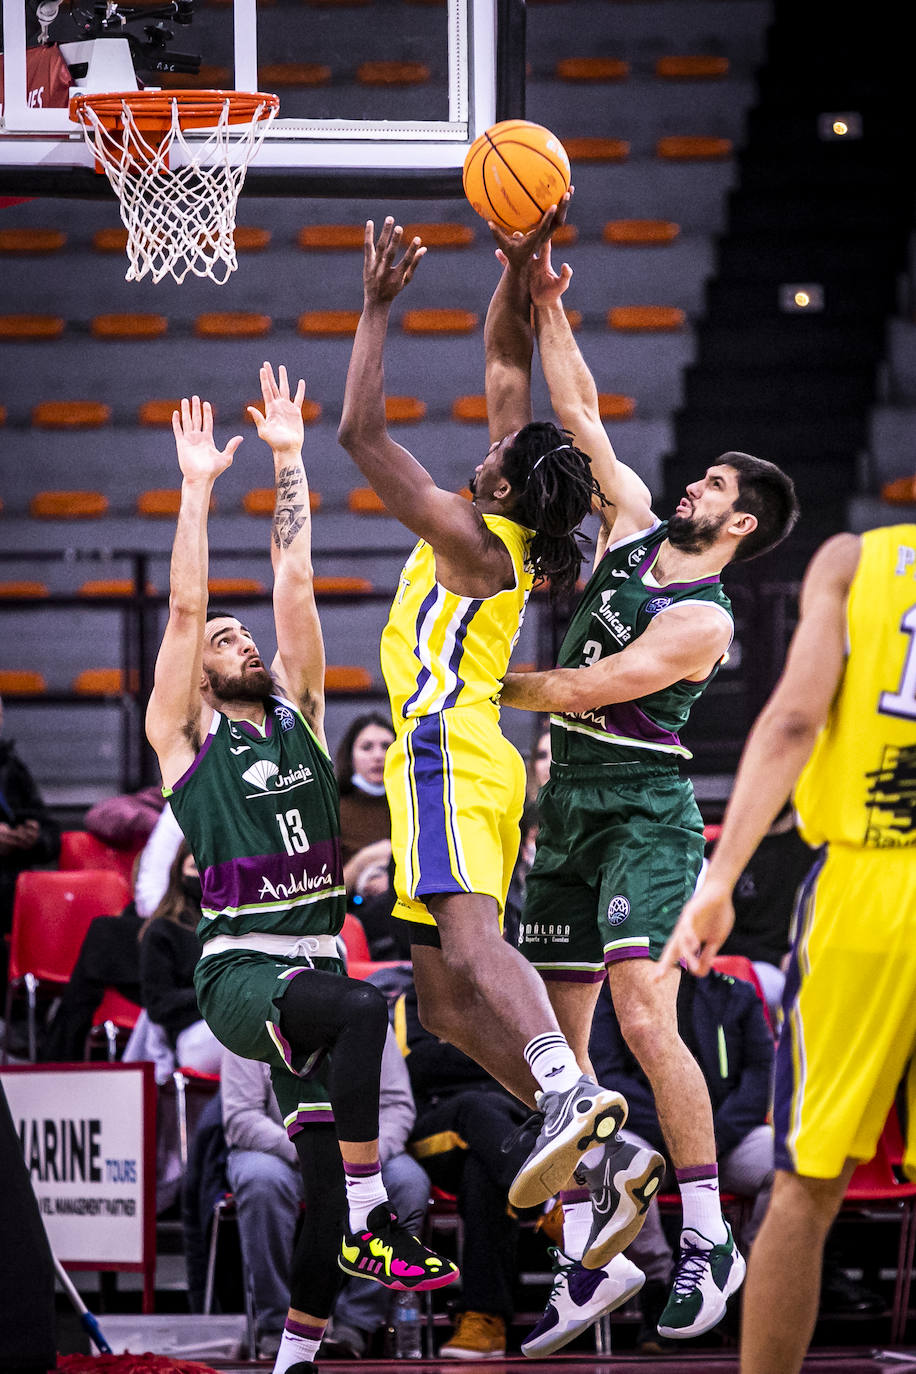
[
  {"left": 717, "top": 801, "right": 819, "bottom": 1019},
  {"left": 588, "top": 971, "right": 774, "bottom": 1352},
  {"left": 396, "top": 975, "right": 546, "bottom": 1359},
  {"left": 335, "top": 711, "right": 395, "bottom": 870},
  {"left": 139, "top": 840, "right": 222, "bottom": 1075},
  {"left": 42, "top": 863, "right": 143, "bottom": 1062},
  {"left": 84, "top": 783, "right": 166, "bottom": 854},
  {"left": 0, "top": 693, "right": 60, "bottom": 946},
  {"left": 222, "top": 1027, "right": 430, "bottom": 1359},
  {"left": 526, "top": 721, "right": 552, "bottom": 802}
]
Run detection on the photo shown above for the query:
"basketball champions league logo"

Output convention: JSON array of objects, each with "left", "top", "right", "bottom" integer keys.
[{"left": 863, "top": 743, "right": 916, "bottom": 847}]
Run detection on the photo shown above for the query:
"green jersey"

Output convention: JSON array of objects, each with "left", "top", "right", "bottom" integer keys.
[
  {"left": 551, "top": 520, "right": 734, "bottom": 767},
  {"left": 165, "top": 695, "right": 346, "bottom": 943}
]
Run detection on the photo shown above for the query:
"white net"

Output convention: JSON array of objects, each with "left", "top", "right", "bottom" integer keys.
[{"left": 73, "top": 94, "right": 277, "bottom": 285}]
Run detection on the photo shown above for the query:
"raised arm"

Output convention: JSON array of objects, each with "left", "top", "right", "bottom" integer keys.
[
  {"left": 145, "top": 397, "right": 241, "bottom": 790},
  {"left": 655, "top": 533, "right": 860, "bottom": 978},
  {"left": 338, "top": 218, "right": 510, "bottom": 592},
  {"left": 248, "top": 362, "right": 327, "bottom": 745},
  {"left": 530, "top": 241, "right": 653, "bottom": 551}
]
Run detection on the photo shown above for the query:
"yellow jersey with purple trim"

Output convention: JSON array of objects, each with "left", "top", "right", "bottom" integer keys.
[
  {"left": 794, "top": 524, "right": 916, "bottom": 850},
  {"left": 380, "top": 514, "right": 535, "bottom": 727}
]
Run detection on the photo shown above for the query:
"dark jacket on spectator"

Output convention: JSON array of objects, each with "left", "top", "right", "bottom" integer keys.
[
  {"left": 139, "top": 916, "right": 202, "bottom": 1046},
  {"left": 589, "top": 971, "right": 774, "bottom": 1160},
  {"left": 0, "top": 737, "right": 60, "bottom": 932}
]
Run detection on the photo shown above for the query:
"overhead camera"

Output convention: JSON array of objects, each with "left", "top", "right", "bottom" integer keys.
[{"left": 53, "top": 2, "right": 201, "bottom": 77}]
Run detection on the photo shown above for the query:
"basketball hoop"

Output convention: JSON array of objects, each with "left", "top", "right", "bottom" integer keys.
[{"left": 69, "top": 90, "right": 280, "bottom": 285}]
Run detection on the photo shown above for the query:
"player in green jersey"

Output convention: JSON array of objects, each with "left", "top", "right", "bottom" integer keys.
[
  {"left": 145, "top": 366, "right": 456, "bottom": 1374},
  {"left": 488, "top": 213, "right": 799, "bottom": 1353}
]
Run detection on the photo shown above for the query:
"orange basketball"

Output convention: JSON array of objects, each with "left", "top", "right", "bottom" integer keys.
[{"left": 462, "top": 120, "right": 571, "bottom": 233}]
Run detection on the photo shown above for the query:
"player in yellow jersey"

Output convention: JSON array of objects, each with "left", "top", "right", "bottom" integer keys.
[
  {"left": 338, "top": 215, "right": 645, "bottom": 1248},
  {"left": 658, "top": 524, "right": 916, "bottom": 1374}
]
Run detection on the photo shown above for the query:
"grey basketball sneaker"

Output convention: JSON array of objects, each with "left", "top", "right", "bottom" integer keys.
[
  {"left": 508, "top": 1075, "right": 628, "bottom": 1209},
  {"left": 576, "top": 1136, "right": 666, "bottom": 1269}
]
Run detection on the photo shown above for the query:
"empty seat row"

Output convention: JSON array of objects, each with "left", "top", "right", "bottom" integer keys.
[
  {"left": 6, "top": 487, "right": 446, "bottom": 519},
  {"left": 0, "top": 666, "right": 375, "bottom": 696},
  {"left": 0, "top": 573, "right": 374, "bottom": 595}
]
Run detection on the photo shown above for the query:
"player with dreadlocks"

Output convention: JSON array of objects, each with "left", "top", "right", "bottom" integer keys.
[{"left": 338, "top": 215, "right": 639, "bottom": 1235}]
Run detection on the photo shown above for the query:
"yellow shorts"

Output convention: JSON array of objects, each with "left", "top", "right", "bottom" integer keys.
[
  {"left": 384, "top": 707, "right": 526, "bottom": 928},
  {"left": 774, "top": 843, "right": 916, "bottom": 1180}
]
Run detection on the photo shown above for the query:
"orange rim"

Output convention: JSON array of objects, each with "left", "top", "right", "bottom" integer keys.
[{"left": 69, "top": 89, "right": 279, "bottom": 135}]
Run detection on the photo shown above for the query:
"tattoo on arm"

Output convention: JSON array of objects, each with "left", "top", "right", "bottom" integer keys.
[{"left": 272, "top": 467, "right": 308, "bottom": 550}]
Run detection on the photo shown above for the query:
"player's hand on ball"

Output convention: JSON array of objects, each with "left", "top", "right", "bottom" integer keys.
[
  {"left": 489, "top": 191, "right": 573, "bottom": 273},
  {"left": 363, "top": 217, "right": 427, "bottom": 305}
]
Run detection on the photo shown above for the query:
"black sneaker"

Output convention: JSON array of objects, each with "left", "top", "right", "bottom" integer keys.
[{"left": 339, "top": 1203, "right": 459, "bottom": 1291}]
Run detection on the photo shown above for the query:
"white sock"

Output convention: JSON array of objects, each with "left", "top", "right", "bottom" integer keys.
[
  {"left": 524, "top": 1032, "right": 584, "bottom": 1094},
  {"left": 344, "top": 1160, "right": 389, "bottom": 1231},
  {"left": 678, "top": 1171, "right": 728, "bottom": 1245},
  {"left": 559, "top": 1187, "right": 592, "bottom": 1262},
  {"left": 272, "top": 1319, "right": 323, "bottom": 1374}
]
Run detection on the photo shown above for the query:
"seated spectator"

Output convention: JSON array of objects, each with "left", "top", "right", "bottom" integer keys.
[
  {"left": 589, "top": 970, "right": 774, "bottom": 1352},
  {"left": 396, "top": 976, "right": 540, "bottom": 1359},
  {"left": 347, "top": 847, "right": 412, "bottom": 963},
  {"left": 525, "top": 720, "right": 551, "bottom": 803},
  {"left": 335, "top": 712, "right": 395, "bottom": 871},
  {"left": 222, "top": 1024, "right": 430, "bottom": 1360},
  {"left": 717, "top": 800, "right": 820, "bottom": 1019},
  {"left": 0, "top": 693, "right": 60, "bottom": 954},
  {"left": 84, "top": 783, "right": 166, "bottom": 853},
  {"left": 138, "top": 841, "right": 221, "bottom": 1075},
  {"left": 42, "top": 867, "right": 143, "bottom": 1062}
]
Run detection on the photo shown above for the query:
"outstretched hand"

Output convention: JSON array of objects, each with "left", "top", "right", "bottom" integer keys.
[
  {"left": 248, "top": 362, "right": 307, "bottom": 454},
  {"left": 528, "top": 238, "right": 573, "bottom": 308},
  {"left": 489, "top": 189, "right": 573, "bottom": 274},
  {"left": 653, "top": 878, "right": 737, "bottom": 981},
  {"left": 363, "top": 217, "right": 427, "bottom": 305},
  {"left": 171, "top": 395, "right": 242, "bottom": 482}
]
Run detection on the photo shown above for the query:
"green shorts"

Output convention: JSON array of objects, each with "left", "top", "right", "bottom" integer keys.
[
  {"left": 519, "top": 760, "right": 705, "bottom": 979},
  {"left": 194, "top": 948, "right": 343, "bottom": 1135}
]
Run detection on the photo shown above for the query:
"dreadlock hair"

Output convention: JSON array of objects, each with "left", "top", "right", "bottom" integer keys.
[
  {"left": 500, "top": 422, "right": 604, "bottom": 601},
  {"left": 718, "top": 451, "right": 800, "bottom": 562}
]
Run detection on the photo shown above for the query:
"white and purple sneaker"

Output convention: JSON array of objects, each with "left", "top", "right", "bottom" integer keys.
[{"left": 521, "top": 1248, "right": 645, "bottom": 1357}]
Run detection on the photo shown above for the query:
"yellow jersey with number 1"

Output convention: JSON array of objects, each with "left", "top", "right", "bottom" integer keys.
[
  {"left": 794, "top": 524, "right": 916, "bottom": 851},
  {"left": 380, "top": 513, "right": 534, "bottom": 727}
]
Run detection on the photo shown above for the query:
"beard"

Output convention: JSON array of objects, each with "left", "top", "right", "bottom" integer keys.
[
  {"left": 204, "top": 664, "right": 275, "bottom": 704},
  {"left": 667, "top": 506, "right": 730, "bottom": 555},
  {"left": 468, "top": 471, "right": 478, "bottom": 497}
]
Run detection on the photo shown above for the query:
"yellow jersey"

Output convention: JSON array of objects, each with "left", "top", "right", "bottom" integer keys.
[
  {"left": 380, "top": 513, "right": 534, "bottom": 726},
  {"left": 794, "top": 524, "right": 916, "bottom": 850}
]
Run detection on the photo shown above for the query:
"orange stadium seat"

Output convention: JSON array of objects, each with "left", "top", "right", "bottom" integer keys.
[
  {"left": 348, "top": 488, "right": 387, "bottom": 514},
  {"left": 401, "top": 222, "right": 475, "bottom": 248},
  {"left": 233, "top": 226, "right": 272, "bottom": 251},
  {"left": 0, "top": 405, "right": 6, "bottom": 425},
  {"left": 73, "top": 668, "right": 139, "bottom": 695},
  {"left": 258, "top": 62, "right": 331, "bottom": 86},
  {"left": 881, "top": 475, "right": 916, "bottom": 505},
  {"left": 78, "top": 578, "right": 156, "bottom": 597},
  {"left": 325, "top": 666, "right": 372, "bottom": 693},
  {"left": 655, "top": 55, "right": 730, "bottom": 80},
  {"left": 91, "top": 313, "right": 168, "bottom": 340},
  {"left": 31, "top": 401, "right": 111, "bottom": 428},
  {"left": 562, "top": 137, "right": 629, "bottom": 162},
  {"left": 0, "top": 671, "right": 46, "bottom": 695},
  {"left": 194, "top": 313, "right": 272, "bottom": 339},
  {"left": 597, "top": 394, "right": 637, "bottom": 419},
  {"left": 656, "top": 136, "right": 733, "bottom": 161},
  {"left": 297, "top": 224, "right": 364, "bottom": 250},
  {"left": 608, "top": 306, "right": 686, "bottom": 332},
  {"left": 297, "top": 310, "right": 361, "bottom": 336},
  {"left": 356, "top": 61, "right": 430, "bottom": 85},
  {"left": 451, "top": 394, "right": 488, "bottom": 422},
  {"left": 385, "top": 396, "right": 427, "bottom": 423},
  {"left": 244, "top": 397, "right": 322, "bottom": 424},
  {"left": 137, "top": 489, "right": 217, "bottom": 517},
  {"left": 551, "top": 223, "right": 579, "bottom": 247},
  {"left": 92, "top": 228, "right": 129, "bottom": 254},
  {"left": 138, "top": 399, "right": 188, "bottom": 427},
  {"left": 242, "top": 487, "right": 322, "bottom": 515},
  {"left": 30, "top": 489, "right": 109, "bottom": 517},
  {"left": 0, "top": 228, "right": 66, "bottom": 253},
  {"left": 0, "top": 581, "right": 48, "bottom": 598},
  {"left": 604, "top": 219, "right": 680, "bottom": 245},
  {"left": 207, "top": 577, "right": 267, "bottom": 596},
  {"left": 157, "top": 64, "right": 232, "bottom": 89},
  {"left": 314, "top": 576, "right": 373, "bottom": 595},
  {"left": 401, "top": 308, "right": 478, "bottom": 335},
  {"left": 0, "top": 315, "right": 64, "bottom": 339},
  {"left": 556, "top": 57, "right": 629, "bottom": 81}
]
